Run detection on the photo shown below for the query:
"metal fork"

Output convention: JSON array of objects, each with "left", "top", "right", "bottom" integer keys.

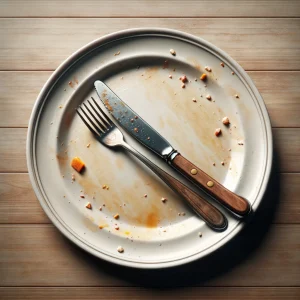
[{"left": 76, "top": 97, "right": 228, "bottom": 231}]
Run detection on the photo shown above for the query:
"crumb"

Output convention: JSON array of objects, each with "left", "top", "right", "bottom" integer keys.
[
  {"left": 170, "top": 49, "right": 176, "bottom": 56},
  {"left": 222, "top": 116, "right": 230, "bottom": 125},
  {"left": 200, "top": 73, "right": 207, "bottom": 81},
  {"left": 169, "top": 74, "right": 172, "bottom": 79},
  {"left": 71, "top": 174, "right": 75, "bottom": 181},
  {"left": 181, "top": 84, "right": 185, "bottom": 88},
  {"left": 86, "top": 143, "right": 90, "bottom": 148},
  {"left": 213, "top": 162, "right": 216, "bottom": 166},
  {"left": 147, "top": 137, "right": 150, "bottom": 140},
  {"left": 194, "top": 78, "right": 197, "bottom": 81},
  {"left": 58, "top": 105, "right": 63, "bottom": 109},
  {"left": 114, "top": 225, "right": 119, "bottom": 230},
  {"left": 235, "top": 94, "right": 239, "bottom": 98},
  {"left": 134, "top": 128, "right": 138, "bottom": 133},
  {"left": 228, "top": 148, "right": 231, "bottom": 151},
  {"left": 85, "top": 202, "right": 92, "bottom": 209},
  {"left": 99, "top": 207, "right": 102, "bottom": 211},
  {"left": 117, "top": 246, "right": 124, "bottom": 253},
  {"left": 181, "top": 212, "right": 186, "bottom": 216},
  {"left": 192, "top": 98, "right": 197, "bottom": 103},
  {"left": 102, "top": 184, "right": 107, "bottom": 189},
  {"left": 206, "top": 94, "right": 212, "bottom": 100},
  {"left": 199, "top": 232, "right": 202, "bottom": 237},
  {"left": 134, "top": 116, "right": 138, "bottom": 119},
  {"left": 178, "top": 213, "right": 181, "bottom": 216},
  {"left": 114, "top": 51, "right": 120, "bottom": 56},
  {"left": 215, "top": 128, "right": 222, "bottom": 136},
  {"left": 180, "top": 75, "right": 188, "bottom": 83},
  {"left": 144, "top": 194, "right": 147, "bottom": 198},
  {"left": 130, "top": 118, "right": 134, "bottom": 123},
  {"left": 231, "top": 71, "right": 235, "bottom": 75},
  {"left": 80, "top": 195, "right": 85, "bottom": 198},
  {"left": 114, "top": 214, "right": 120, "bottom": 220},
  {"left": 161, "top": 197, "right": 167, "bottom": 203},
  {"left": 238, "top": 141, "right": 244, "bottom": 145},
  {"left": 221, "top": 161, "right": 225, "bottom": 165},
  {"left": 205, "top": 66, "right": 212, "bottom": 72},
  {"left": 220, "top": 62, "right": 225, "bottom": 67}
]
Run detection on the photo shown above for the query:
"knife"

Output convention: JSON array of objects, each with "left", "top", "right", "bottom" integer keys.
[{"left": 95, "top": 80, "right": 251, "bottom": 217}]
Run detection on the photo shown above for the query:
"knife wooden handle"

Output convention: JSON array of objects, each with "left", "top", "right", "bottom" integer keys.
[
  {"left": 171, "top": 154, "right": 251, "bottom": 216},
  {"left": 159, "top": 170, "right": 227, "bottom": 231}
]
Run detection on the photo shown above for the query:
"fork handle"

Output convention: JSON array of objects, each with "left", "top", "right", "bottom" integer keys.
[
  {"left": 171, "top": 154, "right": 251, "bottom": 216},
  {"left": 120, "top": 142, "right": 227, "bottom": 231}
]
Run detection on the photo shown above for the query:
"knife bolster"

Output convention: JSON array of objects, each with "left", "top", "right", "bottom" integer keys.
[{"left": 166, "top": 149, "right": 179, "bottom": 164}]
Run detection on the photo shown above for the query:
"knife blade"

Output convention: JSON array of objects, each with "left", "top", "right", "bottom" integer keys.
[{"left": 94, "top": 80, "right": 251, "bottom": 217}]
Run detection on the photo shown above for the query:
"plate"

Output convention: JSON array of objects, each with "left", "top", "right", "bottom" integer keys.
[{"left": 27, "top": 28, "right": 272, "bottom": 268}]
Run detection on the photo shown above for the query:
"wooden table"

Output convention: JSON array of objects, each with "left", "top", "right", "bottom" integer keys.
[{"left": 0, "top": 1, "right": 300, "bottom": 299}]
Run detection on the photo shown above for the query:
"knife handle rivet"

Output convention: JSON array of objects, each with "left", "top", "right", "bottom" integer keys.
[
  {"left": 190, "top": 168, "right": 198, "bottom": 175},
  {"left": 207, "top": 181, "right": 214, "bottom": 187}
]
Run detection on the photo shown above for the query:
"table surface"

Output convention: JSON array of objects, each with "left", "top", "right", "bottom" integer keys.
[{"left": 0, "top": 1, "right": 300, "bottom": 299}]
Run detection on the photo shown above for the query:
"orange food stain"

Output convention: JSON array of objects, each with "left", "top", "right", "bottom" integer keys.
[
  {"left": 146, "top": 212, "right": 159, "bottom": 228},
  {"left": 104, "top": 99, "right": 113, "bottom": 112}
]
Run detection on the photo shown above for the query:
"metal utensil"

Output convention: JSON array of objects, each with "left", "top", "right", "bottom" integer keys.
[
  {"left": 94, "top": 80, "right": 251, "bottom": 217},
  {"left": 76, "top": 97, "right": 228, "bottom": 231}
]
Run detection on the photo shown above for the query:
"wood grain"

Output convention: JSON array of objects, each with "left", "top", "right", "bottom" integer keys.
[
  {"left": 0, "top": 18, "right": 299, "bottom": 71},
  {"left": 172, "top": 154, "right": 250, "bottom": 216},
  {"left": 1, "top": 173, "right": 299, "bottom": 224},
  {"left": 1, "top": 0, "right": 300, "bottom": 17},
  {"left": 0, "top": 174, "right": 48, "bottom": 224},
  {"left": 0, "top": 287, "right": 299, "bottom": 300},
  {"left": 1, "top": 71, "right": 300, "bottom": 128},
  {"left": 0, "top": 128, "right": 27, "bottom": 172},
  {"left": 0, "top": 224, "right": 299, "bottom": 286},
  {"left": 1, "top": 128, "right": 298, "bottom": 173}
]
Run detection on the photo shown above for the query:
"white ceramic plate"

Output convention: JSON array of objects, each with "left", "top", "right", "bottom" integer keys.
[{"left": 27, "top": 28, "right": 272, "bottom": 268}]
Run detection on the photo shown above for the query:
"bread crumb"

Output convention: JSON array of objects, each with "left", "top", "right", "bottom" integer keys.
[{"left": 85, "top": 202, "right": 92, "bottom": 209}]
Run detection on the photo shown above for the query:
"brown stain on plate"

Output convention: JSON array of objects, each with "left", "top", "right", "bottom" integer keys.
[{"left": 146, "top": 212, "right": 159, "bottom": 228}]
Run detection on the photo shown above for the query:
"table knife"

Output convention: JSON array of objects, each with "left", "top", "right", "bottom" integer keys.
[{"left": 94, "top": 80, "right": 251, "bottom": 216}]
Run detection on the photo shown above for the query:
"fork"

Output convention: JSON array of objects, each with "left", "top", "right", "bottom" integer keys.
[{"left": 76, "top": 97, "right": 228, "bottom": 231}]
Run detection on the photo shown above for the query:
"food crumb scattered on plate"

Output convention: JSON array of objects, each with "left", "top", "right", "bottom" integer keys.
[
  {"left": 222, "top": 116, "right": 230, "bottom": 125},
  {"left": 161, "top": 197, "right": 167, "bottom": 203},
  {"left": 206, "top": 94, "right": 212, "bottom": 101},
  {"left": 205, "top": 66, "right": 212, "bottom": 72},
  {"left": 215, "top": 128, "right": 222, "bottom": 136},
  {"left": 169, "top": 49, "right": 176, "bottom": 56},
  {"left": 200, "top": 73, "right": 207, "bottom": 81},
  {"left": 117, "top": 246, "right": 124, "bottom": 253},
  {"left": 85, "top": 202, "right": 92, "bottom": 209},
  {"left": 114, "top": 214, "right": 120, "bottom": 220}
]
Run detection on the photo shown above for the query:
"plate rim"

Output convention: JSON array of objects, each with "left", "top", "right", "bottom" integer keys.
[{"left": 27, "top": 27, "right": 273, "bottom": 269}]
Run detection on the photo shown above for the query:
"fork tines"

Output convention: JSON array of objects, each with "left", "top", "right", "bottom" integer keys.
[{"left": 76, "top": 97, "right": 113, "bottom": 136}]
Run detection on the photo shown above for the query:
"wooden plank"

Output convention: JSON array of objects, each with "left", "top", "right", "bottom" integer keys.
[
  {"left": 1, "top": 1, "right": 300, "bottom": 17},
  {"left": 0, "top": 224, "right": 299, "bottom": 286},
  {"left": 1, "top": 128, "right": 299, "bottom": 173},
  {"left": 250, "top": 71, "right": 300, "bottom": 128},
  {"left": 273, "top": 128, "right": 300, "bottom": 172},
  {"left": 0, "top": 173, "right": 299, "bottom": 224},
  {"left": 0, "top": 71, "right": 50, "bottom": 128},
  {"left": 0, "top": 287, "right": 299, "bottom": 300},
  {"left": 0, "top": 174, "right": 48, "bottom": 224},
  {"left": 0, "top": 128, "right": 27, "bottom": 172},
  {"left": 0, "top": 18, "right": 299, "bottom": 71},
  {"left": 1, "top": 71, "right": 300, "bottom": 128}
]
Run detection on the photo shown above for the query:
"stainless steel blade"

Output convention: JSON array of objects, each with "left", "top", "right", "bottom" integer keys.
[{"left": 94, "top": 80, "right": 176, "bottom": 160}]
